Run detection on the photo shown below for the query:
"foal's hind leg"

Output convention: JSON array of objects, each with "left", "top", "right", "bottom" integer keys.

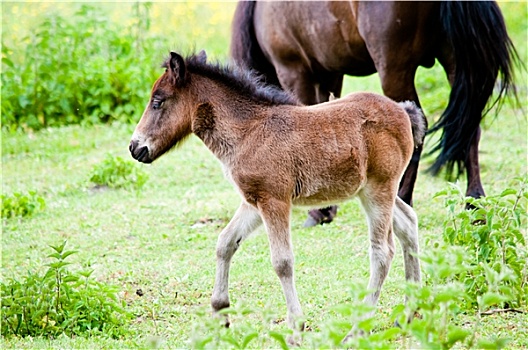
[
  {"left": 392, "top": 197, "right": 421, "bottom": 285},
  {"left": 392, "top": 197, "right": 421, "bottom": 324},
  {"left": 344, "top": 185, "right": 397, "bottom": 341},
  {"left": 211, "top": 202, "right": 262, "bottom": 325},
  {"left": 359, "top": 189, "right": 396, "bottom": 309}
]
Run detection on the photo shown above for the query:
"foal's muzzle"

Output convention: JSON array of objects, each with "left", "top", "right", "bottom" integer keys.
[{"left": 129, "top": 140, "right": 152, "bottom": 163}]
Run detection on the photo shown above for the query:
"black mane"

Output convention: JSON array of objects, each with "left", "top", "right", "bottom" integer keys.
[{"left": 175, "top": 54, "right": 299, "bottom": 106}]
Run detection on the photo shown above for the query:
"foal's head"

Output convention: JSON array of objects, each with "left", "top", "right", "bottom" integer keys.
[{"left": 129, "top": 51, "right": 206, "bottom": 163}]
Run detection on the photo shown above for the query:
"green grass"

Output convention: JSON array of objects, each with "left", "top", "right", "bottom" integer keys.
[{"left": 2, "top": 2, "right": 527, "bottom": 349}]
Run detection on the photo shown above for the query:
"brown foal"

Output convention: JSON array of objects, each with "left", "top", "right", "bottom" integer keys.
[{"left": 129, "top": 51, "right": 425, "bottom": 342}]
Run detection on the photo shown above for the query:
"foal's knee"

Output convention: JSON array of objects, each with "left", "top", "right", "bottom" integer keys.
[
  {"left": 272, "top": 256, "right": 294, "bottom": 279},
  {"left": 371, "top": 240, "right": 395, "bottom": 267},
  {"left": 216, "top": 237, "right": 239, "bottom": 261},
  {"left": 211, "top": 298, "right": 230, "bottom": 312}
]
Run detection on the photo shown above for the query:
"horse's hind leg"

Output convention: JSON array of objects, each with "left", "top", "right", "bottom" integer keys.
[
  {"left": 360, "top": 189, "right": 396, "bottom": 308},
  {"left": 392, "top": 197, "right": 421, "bottom": 286},
  {"left": 344, "top": 184, "right": 396, "bottom": 341},
  {"left": 465, "top": 126, "right": 485, "bottom": 200},
  {"left": 211, "top": 202, "right": 262, "bottom": 325},
  {"left": 392, "top": 197, "right": 421, "bottom": 324},
  {"left": 438, "top": 52, "right": 485, "bottom": 202}
]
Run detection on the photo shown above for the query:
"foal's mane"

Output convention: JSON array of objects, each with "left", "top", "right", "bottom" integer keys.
[{"left": 164, "top": 53, "right": 299, "bottom": 106}]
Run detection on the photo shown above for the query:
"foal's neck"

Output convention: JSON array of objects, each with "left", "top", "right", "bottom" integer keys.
[{"left": 191, "top": 75, "right": 265, "bottom": 161}]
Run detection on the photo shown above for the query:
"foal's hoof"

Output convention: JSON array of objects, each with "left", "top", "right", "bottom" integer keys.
[
  {"left": 212, "top": 311, "right": 230, "bottom": 328},
  {"left": 394, "top": 310, "right": 421, "bottom": 328},
  {"left": 287, "top": 333, "right": 302, "bottom": 347},
  {"left": 342, "top": 328, "right": 367, "bottom": 344}
]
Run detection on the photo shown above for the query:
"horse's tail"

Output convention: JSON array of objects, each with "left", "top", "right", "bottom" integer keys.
[
  {"left": 428, "top": 1, "right": 518, "bottom": 177},
  {"left": 400, "top": 101, "right": 426, "bottom": 149},
  {"left": 230, "top": 1, "right": 281, "bottom": 87}
]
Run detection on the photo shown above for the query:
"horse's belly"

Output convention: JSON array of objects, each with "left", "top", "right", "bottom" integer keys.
[
  {"left": 292, "top": 163, "right": 366, "bottom": 207},
  {"left": 292, "top": 183, "right": 362, "bottom": 207}
]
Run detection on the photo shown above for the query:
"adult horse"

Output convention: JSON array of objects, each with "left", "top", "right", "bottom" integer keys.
[{"left": 231, "top": 1, "right": 518, "bottom": 226}]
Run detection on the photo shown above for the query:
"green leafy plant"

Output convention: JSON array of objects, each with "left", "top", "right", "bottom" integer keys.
[
  {"left": 1, "top": 191, "right": 46, "bottom": 219},
  {"left": 1, "top": 241, "right": 131, "bottom": 338},
  {"left": 435, "top": 177, "right": 527, "bottom": 309},
  {"left": 1, "top": 4, "right": 161, "bottom": 131},
  {"left": 395, "top": 245, "right": 513, "bottom": 350},
  {"left": 89, "top": 153, "right": 148, "bottom": 190},
  {"left": 188, "top": 266, "right": 513, "bottom": 350}
]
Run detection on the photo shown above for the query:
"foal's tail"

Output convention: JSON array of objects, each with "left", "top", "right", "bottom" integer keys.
[
  {"left": 428, "top": 1, "right": 519, "bottom": 177},
  {"left": 230, "top": 1, "right": 281, "bottom": 87},
  {"left": 399, "top": 101, "right": 426, "bottom": 150}
]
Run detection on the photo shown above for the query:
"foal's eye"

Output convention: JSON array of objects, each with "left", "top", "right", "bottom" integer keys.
[{"left": 152, "top": 98, "right": 164, "bottom": 110}]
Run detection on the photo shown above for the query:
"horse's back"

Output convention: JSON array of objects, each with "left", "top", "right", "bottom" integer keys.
[
  {"left": 305, "top": 92, "right": 414, "bottom": 177},
  {"left": 307, "top": 92, "right": 411, "bottom": 131},
  {"left": 253, "top": 1, "right": 374, "bottom": 74},
  {"left": 251, "top": 1, "right": 439, "bottom": 76}
]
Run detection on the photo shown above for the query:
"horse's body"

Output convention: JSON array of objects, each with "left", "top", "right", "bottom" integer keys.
[
  {"left": 231, "top": 1, "right": 518, "bottom": 225},
  {"left": 129, "top": 51, "right": 425, "bottom": 341}
]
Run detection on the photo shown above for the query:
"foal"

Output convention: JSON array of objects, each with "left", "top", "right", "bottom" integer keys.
[{"left": 129, "top": 51, "right": 424, "bottom": 340}]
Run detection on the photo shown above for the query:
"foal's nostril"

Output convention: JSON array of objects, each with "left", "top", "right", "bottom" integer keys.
[
  {"left": 136, "top": 146, "right": 150, "bottom": 163},
  {"left": 129, "top": 139, "right": 139, "bottom": 153}
]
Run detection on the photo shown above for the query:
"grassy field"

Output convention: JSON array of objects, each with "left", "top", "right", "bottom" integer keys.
[{"left": 2, "top": 2, "right": 527, "bottom": 349}]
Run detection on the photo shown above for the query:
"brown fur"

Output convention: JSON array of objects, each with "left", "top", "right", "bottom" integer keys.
[{"left": 130, "top": 52, "right": 424, "bottom": 342}]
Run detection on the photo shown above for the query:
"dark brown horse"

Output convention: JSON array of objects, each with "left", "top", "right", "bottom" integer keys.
[
  {"left": 129, "top": 51, "right": 425, "bottom": 342},
  {"left": 231, "top": 1, "right": 518, "bottom": 226}
]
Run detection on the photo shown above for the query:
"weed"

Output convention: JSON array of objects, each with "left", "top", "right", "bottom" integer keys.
[
  {"left": 89, "top": 153, "right": 148, "bottom": 190},
  {"left": 1, "top": 241, "right": 131, "bottom": 338},
  {"left": 1, "top": 191, "right": 46, "bottom": 219},
  {"left": 435, "top": 177, "right": 528, "bottom": 309},
  {"left": 1, "top": 4, "right": 161, "bottom": 130}
]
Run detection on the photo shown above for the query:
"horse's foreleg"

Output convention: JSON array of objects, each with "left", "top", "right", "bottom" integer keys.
[
  {"left": 258, "top": 198, "right": 303, "bottom": 343},
  {"left": 211, "top": 202, "right": 262, "bottom": 325},
  {"left": 465, "top": 126, "right": 485, "bottom": 201}
]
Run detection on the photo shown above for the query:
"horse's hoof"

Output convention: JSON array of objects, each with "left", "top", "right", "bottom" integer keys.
[
  {"left": 303, "top": 216, "right": 319, "bottom": 228},
  {"left": 287, "top": 333, "right": 302, "bottom": 347},
  {"left": 342, "top": 328, "right": 366, "bottom": 344}
]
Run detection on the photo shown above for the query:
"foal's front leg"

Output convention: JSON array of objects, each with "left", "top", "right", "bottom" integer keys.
[
  {"left": 257, "top": 198, "right": 304, "bottom": 341},
  {"left": 211, "top": 202, "right": 262, "bottom": 324}
]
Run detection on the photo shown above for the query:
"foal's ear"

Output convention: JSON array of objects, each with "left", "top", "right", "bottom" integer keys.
[
  {"left": 196, "top": 50, "right": 207, "bottom": 64},
  {"left": 169, "top": 51, "right": 186, "bottom": 86}
]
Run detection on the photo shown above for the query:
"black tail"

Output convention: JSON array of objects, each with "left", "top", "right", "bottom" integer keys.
[
  {"left": 230, "top": 1, "right": 281, "bottom": 87},
  {"left": 428, "top": 1, "right": 519, "bottom": 177}
]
